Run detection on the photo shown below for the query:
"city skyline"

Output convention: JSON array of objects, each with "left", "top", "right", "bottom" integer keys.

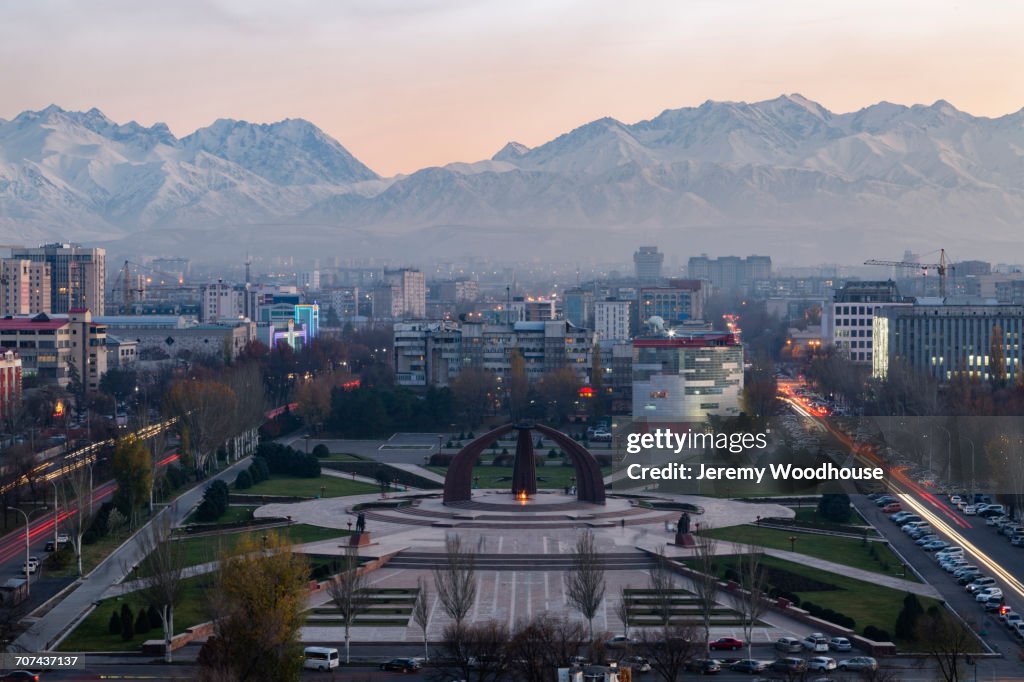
[{"left": 2, "top": 1, "right": 1023, "bottom": 175}]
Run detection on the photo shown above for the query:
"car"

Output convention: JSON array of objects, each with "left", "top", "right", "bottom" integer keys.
[
  {"left": 890, "top": 512, "right": 913, "bottom": 523},
  {"left": 807, "top": 656, "right": 837, "bottom": 672},
  {"left": 966, "top": 578, "right": 996, "bottom": 593},
  {"left": 828, "top": 637, "right": 852, "bottom": 652},
  {"left": 838, "top": 656, "right": 878, "bottom": 672},
  {"left": 379, "top": 658, "right": 421, "bottom": 672},
  {"left": 923, "top": 540, "right": 949, "bottom": 552},
  {"left": 984, "top": 598, "right": 1004, "bottom": 613},
  {"left": 709, "top": 636, "right": 744, "bottom": 651},
  {"left": 1, "top": 673, "right": 40, "bottom": 681},
  {"left": 1013, "top": 622, "right": 1024, "bottom": 640},
  {"left": 685, "top": 658, "right": 721, "bottom": 674},
  {"left": 1011, "top": 534, "right": 1024, "bottom": 547},
  {"left": 803, "top": 633, "right": 830, "bottom": 652},
  {"left": 619, "top": 655, "right": 652, "bottom": 673},
  {"left": 606, "top": 634, "right": 637, "bottom": 649},
  {"left": 1002, "top": 525, "right": 1022, "bottom": 538},
  {"left": 915, "top": 534, "right": 938, "bottom": 545},
  {"left": 986, "top": 515, "right": 1006, "bottom": 526},
  {"left": 875, "top": 496, "right": 896, "bottom": 506},
  {"left": 943, "top": 559, "right": 969, "bottom": 572},
  {"left": 20, "top": 562, "right": 36, "bottom": 575},
  {"left": 56, "top": 533, "right": 69, "bottom": 544},
  {"left": 957, "top": 571, "right": 983, "bottom": 585},
  {"left": 998, "top": 608, "right": 1017, "bottom": 625},
  {"left": 881, "top": 502, "right": 902, "bottom": 513},
  {"left": 953, "top": 565, "right": 980, "bottom": 578},
  {"left": 1006, "top": 614, "right": 1023, "bottom": 630},
  {"left": 950, "top": 495, "right": 962, "bottom": 505},
  {"left": 963, "top": 505, "right": 978, "bottom": 515},
  {"left": 936, "top": 546, "right": 963, "bottom": 558},
  {"left": 977, "top": 588, "right": 1003, "bottom": 602},
  {"left": 770, "top": 658, "right": 808, "bottom": 673},
  {"left": 591, "top": 430, "right": 613, "bottom": 442},
  {"left": 775, "top": 636, "right": 803, "bottom": 653},
  {"left": 729, "top": 659, "right": 766, "bottom": 674}
]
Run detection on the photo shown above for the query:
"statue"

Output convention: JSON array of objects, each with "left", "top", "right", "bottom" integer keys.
[
  {"left": 356, "top": 513, "right": 366, "bottom": 534},
  {"left": 678, "top": 511, "right": 690, "bottom": 535}
]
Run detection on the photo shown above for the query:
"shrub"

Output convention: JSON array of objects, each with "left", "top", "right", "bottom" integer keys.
[
  {"left": 429, "top": 453, "right": 454, "bottom": 467},
  {"left": 195, "top": 480, "right": 230, "bottom": 522},
  {"left": 817, "top": 493, "right": 853, "bottom": 523},
  {"left": 863, "top": 625, "right": 892, "bottom": 642},
  {"left": 234, "top": 469, "right": 253, "bottom": 490},
  {"left": 312, "top": 444, "right": 330, "bottom": 459},
  {"left": 148, "top": 604, "right": 161, "bottom": 629},
  {"left": 135, "top": 607, "right": 151, "bottom": 634},
  {"left": 109, "top": 609, "right": 122, "bottom": 635},
  {"left": 249, "top": 457, "right": 270, "bottom": 483},
  {"left": 120, "top": 604, "right": 135, "bottom": 641}
]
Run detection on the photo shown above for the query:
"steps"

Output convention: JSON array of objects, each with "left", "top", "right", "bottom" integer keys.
[{"left": 385, "top": 551, "right": 659, "bottom": 571}]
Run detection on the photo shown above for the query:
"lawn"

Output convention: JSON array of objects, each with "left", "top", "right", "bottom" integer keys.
[
  {"left": 702, "top": 554, "right": 948, "bottom": 646},
  {"left": 184, "top": 505, "right": 256, "bottom": 525},
  {"left": 242, "top": 476, "right": 379, "bottom": 498},
  {"left": 48, "top": 531, "right": 137, "bottom": 579},
  {"left": 58, "top": 575, "right": 213, "bottom": 652},
  {"left": 131, "top": 524, "right": 351, "bottom": 578},
  {"left": 321, "top": 453, "right": 366, "bottom": 461},
  {"left": 426, "top": 465, "right": 607, "bottom": 490},
  {"left": 702, "top": 525, "right": 915, "bottom": 581},
  {"left": 791, "top": 506, "right": 872, "bottom": 528}
]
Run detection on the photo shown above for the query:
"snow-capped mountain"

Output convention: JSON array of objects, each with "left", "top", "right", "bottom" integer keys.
[{"left": 2, "top": 95, "right": 1024, "bottom": 261}]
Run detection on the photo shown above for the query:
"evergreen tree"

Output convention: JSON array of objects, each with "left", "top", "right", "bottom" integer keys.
[
  {"left": 121, "top": 604, "right": 135, "bottom": 641},
  {"left": 894, "top": 593, "right": 924, "bottom": 640},
  {"left": 109, "top": 609, "right": 122, "bottom": 635}
]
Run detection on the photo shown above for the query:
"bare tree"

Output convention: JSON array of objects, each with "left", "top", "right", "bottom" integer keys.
[
  {"left": 61, "top": 460, "right": 100, "bottom": 577},
  {"left": 635, "top": 622, "right": 699, "bottom": 682},
  {"left": 915, "top": 607, "right": 974, "bottom": 682},
  {"left": 509, "top": 613, "right": 587, "bottom": 682},
  {"left": 135, "top": 514, "right": 187, "bottom": 662},
  {"left": 439, "top": 620, "right": 510, "bottom": 682},
  {"left": 647, "top": 549, "right": 677, "bottom": 628},
  {"left": 691, "top": 530, "right": 720, "bottom": 654},
  {"left": 325, "top": 547, "right": 370, "bottom": 664},
  {"left": 412, "top": 576, "right": 431, "bottom": 661},
  {"left": 728, "top": 548, "right": 769, "bottom": 660},
  {"left": 615, "top": 584, "right": 632, "bottom": 640},
  {"left": 564, "top": 529, "right": 605, "bottom": 640},
  {"left": 433, "top": 535, "right": 477, "bottom": 628}
]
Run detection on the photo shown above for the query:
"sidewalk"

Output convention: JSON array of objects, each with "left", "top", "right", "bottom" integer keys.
[
  {"left": 385, "top": 462, "right": 445, "bottom": 485},
  {"left": 15, "top": 455, "right": 256, "bottom": 652}
]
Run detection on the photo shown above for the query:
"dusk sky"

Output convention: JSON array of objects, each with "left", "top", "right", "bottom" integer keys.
[{"left": 2, "top": 0, "right": 1021, "bottom": 176}]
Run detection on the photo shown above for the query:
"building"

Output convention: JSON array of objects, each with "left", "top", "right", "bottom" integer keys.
[
  {"left": 594, "top": 299, "right": 631, "bottom": 345},
  {"left": 201, "top": 280, "right": 248, "bottom": 323},
  {"left": 873, "top": 304, "right": 1024, "bottom": 382},
  {"left": 0, "top": 351, "right": 22, "bottom": 422},
  {"left": 393, "top": 319, "right": 595, "bottom": 387},
  {"left": 508, "top": 297, "right": 557, "bottom": 322},
  {"left": 372, "top": 283, "right": 403, "bottom": 320},
  {"left": 433, "top": 279, "right": 480, "bottom": 304},
  {"left": 11, "top": 243, "right": 105, "bottom": 315},
  {"left": 824, "top": 280, "right": 911, "bottom": 365},
  {"left": 105, "top": 335, "right": 139, "bottom": 368},
  {"left": 562, "top": 288, "right": 594, "bottom": 329},
  {"left": 0, "top": 260, "right": 51, "bottom": 317},
  {"left": 384, "top": 268, "right": 426, "bottom": 319},
  {"left": 293, "top": 303, "right": 320, "bottom": 340},
  {"left": 298, "top": 270, "right": 321, "bottom": 292},
  {"left": 0, "top": 310, "right": 107, "bottom": 390},
  {"left": 634, "top": 246, "right": 665, "bottom": 283},
  {"left": 638, "top": 280, "right": 705, "bottom": 327},
  {"left": 96, "top": 315, "right": 255, "bottom": 362},
  {"left": 632, "top": 329, "right": 744, "bottom": 421},
  {"left": 687, "top": 254, "right": 771, "bottom": 292}
]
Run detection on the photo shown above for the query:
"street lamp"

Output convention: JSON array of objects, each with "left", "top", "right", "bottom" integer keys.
[
  {"left": 52, "top": 480, "right": 60, "bottom": 550},
  {"left": 788, "top": 536, "right": 797, "bottom": 553},
  {"left": 9, "top": 506, "right": 49, "bottom": 597}
]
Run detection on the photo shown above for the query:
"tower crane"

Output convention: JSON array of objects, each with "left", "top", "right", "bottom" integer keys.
[{"left": 865, "top": 248, "right": 954, "bottom": 298}]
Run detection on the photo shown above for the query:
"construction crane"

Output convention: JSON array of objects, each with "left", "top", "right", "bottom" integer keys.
[
  {"left": 109, "top": 260, "right": 187, "bottom": 314},
  {"left": 865, "top": 248, "right": 954, "bottom": 298}
]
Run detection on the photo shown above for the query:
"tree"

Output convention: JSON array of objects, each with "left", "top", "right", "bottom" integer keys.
[
  {"left": 439, "top": 620, "right": 511, "bottom": 682},
  {"left": 915, "top": 606, "right": 973, "bottom": 682},
  {"left": 294, "top": 377, "right": 331, "bottom": 435},
  {"left": 817, "top": 492, "right": 852, "bottom": 523},
  {"left": 61, "top": 460, "right": 100, "bottom": 577},
  {"left": 432, "top": 535, "right": 477, "bottom": 629},
  {"left": 202, "top": 533, "right": 309, "bottom": 682},
  {"left": 111, "top": 437, "right": 153, "bottom": 527},
  {"left": 894, "top": 593, "right": 924, "bottom": 641},
  {"left": 647, "top": 549, "right": 677, "bottom": 628},
  {"left": 325, "top": 547, "right": 369, "bottom": 664},
  {"left": 615, "top": 585, "right": 632, "bottom": 639},
  {"left": 508, "top": 351, "right": 529, "bottom": 421},
  {"left": 635, "top": 622, "right": 699, "bottom": 682},
  {"left": 165, "top": 379, "right": 238, "bottom": 477},
  {"left": 691, "top": 529, "right": 720, "bottom": 653},
  {"left": 99, "top": 366, "right": 138, "bottom": 410},
  {"left": 564, "top": 529, "right": 605, "bottom": 641},
  {"left": 728, "top": 549, "right": 769, "bottom": 660},
  {"left": 120, "top": 603, "right": 135, "bottom": 642},
  {"left": 412, "top": 576, "right": 431, "bottom": 661},
  {"left": 450, "top": 368, "right": 497, "bottom": 427},
  {"left": 508, "top": 613, "right": 586, "bottom": 682},
  {"left": 135, "top": 515, "right": 187, "bottom": 662},
  {"left": 536, "top": 367, "right": 582, "bottom": 423}
]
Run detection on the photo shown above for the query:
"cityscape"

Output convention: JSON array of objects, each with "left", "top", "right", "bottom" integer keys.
[{"left": 3, "top": 2, "right": 1024, "bottom": 681}]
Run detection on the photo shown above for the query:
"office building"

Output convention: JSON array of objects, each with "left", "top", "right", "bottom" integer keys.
[
  {"left": 634, "top": 246, "right": 665, "bottom": 283},
  {"left": 294, "top": 304, "right": 320, "bottom": 339},
  {"left": 638, "top": 280, "right": 705, "bottom": 327},
  {"left": 201, "top": 280, "right": 248, "bottom": 323},
  {"left": 97, "top": 315, "right": 255, "bottom": 362},
  {"left": 12, "top": 243, "right": 105, "bottom": 315},
  {"left": 0, "top": 310, "right": 107, "bottom": 390},
  {"left": 874, "top": 304, "right": 1024, "bottom": 382},
  {"left": 562, "top": 288, "right": 594, "bottom": 328},
  {"left": 632, "top": 329, "right": 744, "bottom": 421},
  {"left": 0, "top": 260, "right": 51, "bottom": 316},
  {"left": 594, "top": 299, "right": 631, "bottom": 344},
  {"left": 824, "top": 280, "right": 911, "bottom": 365}
]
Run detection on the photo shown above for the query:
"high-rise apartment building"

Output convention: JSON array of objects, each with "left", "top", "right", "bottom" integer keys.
[
  {"left": 0, "top": 260, "right": 51, "bottom": 316},
  {"left": 634, "top": 246, "right": 665, "bottom": 283},
  {"left": 11, "top": 243, "right": 105, "bottom": 314},
  {"left": 594, "top": 299, "right": 631, "bottom": 344},
  {"left": 384, "top": 268, "right": 426, "bottom": 319},
  {"left": 823, "top": 280, "right": 911, "bottom": 365},
  {"left": 687, "top": 254, "right": 771, "bottom": 292}
]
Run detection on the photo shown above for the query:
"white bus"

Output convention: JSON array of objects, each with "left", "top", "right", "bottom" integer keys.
[{"left": 303, "top": 646, "right": 340, "bottom": 671}]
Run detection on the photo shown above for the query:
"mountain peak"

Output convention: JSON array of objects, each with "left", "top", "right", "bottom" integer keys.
[{"left": 492, "top": 141, "right": 531, "bottom": 161}]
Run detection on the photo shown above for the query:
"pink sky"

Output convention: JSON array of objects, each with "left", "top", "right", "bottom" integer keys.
[{"left": 2, "top": 0, "right": 1021, "bottom": 176}]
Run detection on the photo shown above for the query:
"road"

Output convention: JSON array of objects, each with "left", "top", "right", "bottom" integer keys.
[{"left": 780, "top": 378, "right": 1024, "bottom": 677}]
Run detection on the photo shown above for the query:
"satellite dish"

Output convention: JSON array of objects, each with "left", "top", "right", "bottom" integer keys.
[{"left": 647, "top": 316, "right": 665, "bottom": 332}]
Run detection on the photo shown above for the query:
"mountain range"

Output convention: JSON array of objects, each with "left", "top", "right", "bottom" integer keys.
[{"left": 2, "top": 95, "right": 1024, "bottom": 262}]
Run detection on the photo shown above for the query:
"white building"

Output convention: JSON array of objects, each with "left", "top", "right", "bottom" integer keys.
[
  {"left": 824, "top": 280, "right": 910, "bottom": 365},
  {"left": 0, "top": 259, "right": 51, "bottom": 316},
  {"left": 201, "top": 280, "right": 248, "bottom": 322},
  {"left": 594, "top": 299, "right": 631, "bottom": 345}
]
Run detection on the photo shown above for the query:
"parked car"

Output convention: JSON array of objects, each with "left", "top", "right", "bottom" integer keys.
[
  {"left": 709, "top": 637, "right": 744, "bottom": 651},
  {"left": 881, "top": 502, "right": 902, "bottom": 513},
  {"left": 966, "top": 578, "right": 996, "bottom": 593},
  {"left": 606, "top": 634, "right": 637, "bottom": 649},
  {"left": 828, "top": 637, "right": 852, "bottom": 652},
  {"left": 380, "top": 658, "right": 421, "bottom": 672},
  {"left": 807, "top": 656, "right": 838, "bottom": 672},
  {"left": 619, "top": 655, "right": 652, "bottom": 672},
  {"left": 775, "top": 636, "right": 803, "bottom": 653},
  {"left": 729, "top": 659, "right": 766, "bottom": 674},
  {"left": 963, "top": 505, "right": 978, "bottom": 515},
  {"left": 977, "top": 588, "right": 1003, "bottom": 602},
  {"left": 685, "top": 658, "right": 721, "bottom": 674},
  {"left": 1005, "top": 614, "right": 1023, "bottom": 631},
  {"left": 770, "top": 658, "right": 808, "bottom": 673},
  {"left": 838, "top": 657, "right": 878, "bottom": 672},
  {"left": 922, "top": 540, "right": 949, "bottom": 552},
  {"left": 0, "top": 673, "right": 40, "bottom": 681},
  {"left": 803, "top": 633, "right": 830, "bottom": 652}
]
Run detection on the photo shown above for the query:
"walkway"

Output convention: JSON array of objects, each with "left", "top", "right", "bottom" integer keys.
[{"left": 16, "top": 455, "right": 256, "bottom": 652}]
